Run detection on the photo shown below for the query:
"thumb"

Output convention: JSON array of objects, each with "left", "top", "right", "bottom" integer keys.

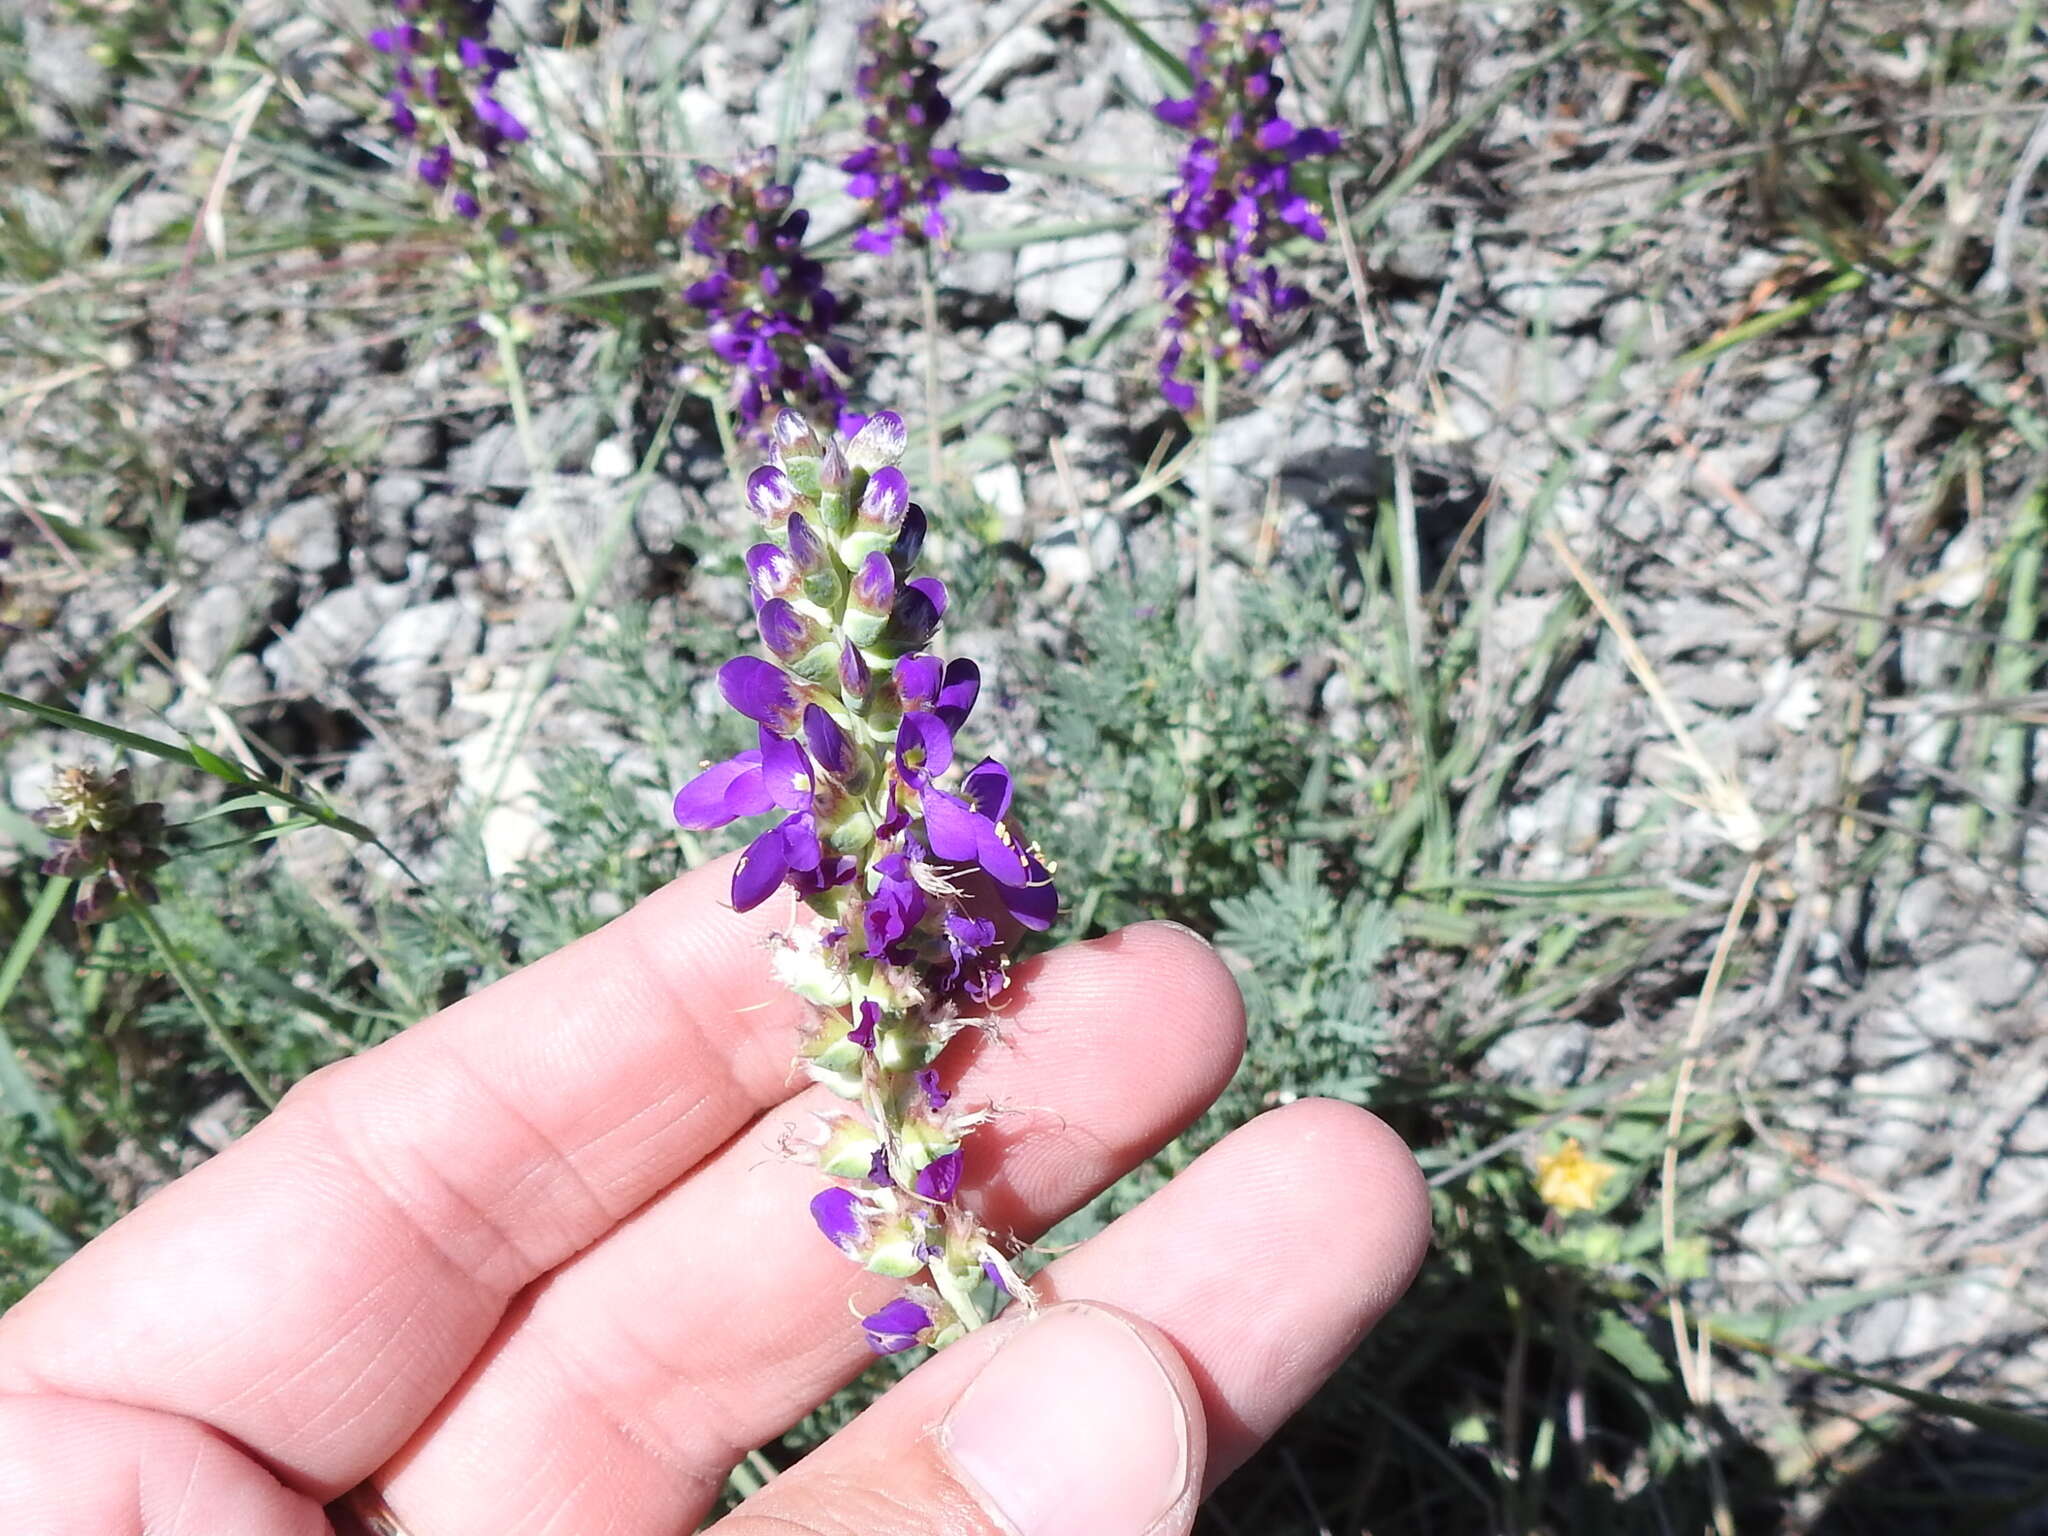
[{"left": 721, "top": 1302, "right": 1206, "bottom": 1536}]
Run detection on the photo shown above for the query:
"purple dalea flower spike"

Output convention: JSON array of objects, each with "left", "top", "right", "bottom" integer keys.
[
  {"left": 842, "top": 1, "right": 1010, "bottom": 256},
  {"left": 369, "top": 0, "right": 528, "bottom": 232},
  {"left": 1153, "top": 1, "right": 1340, "bottom": 415},
  {"left": 673, "top": 408, "right": 1054, "bottom": 1353},
  {"left": 681, "top": 151, "right": 855, "bottom": 443}
]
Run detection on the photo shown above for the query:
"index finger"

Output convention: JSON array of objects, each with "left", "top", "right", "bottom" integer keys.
[{"left": 0, "top": 857, "right": 805, "bottom": 1498}]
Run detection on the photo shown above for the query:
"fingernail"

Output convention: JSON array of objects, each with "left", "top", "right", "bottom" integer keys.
[{"left": 941, "top": 1304, "right": 1192, "bottom": 1536}]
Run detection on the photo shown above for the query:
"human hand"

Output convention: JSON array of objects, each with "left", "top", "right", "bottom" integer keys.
[{"left": 0, "top": 858, "right": 1429, "bottom": 1535}]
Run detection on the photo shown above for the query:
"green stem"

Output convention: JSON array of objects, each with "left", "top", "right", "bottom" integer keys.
[
  {"left": 490, "top": 317, "right": 583, "bottom": 597},
  {"left": 708, "top": 392, "right": 747, "bottom": 506},
  {"left": 0, "top": 877, "right": 71, "bottom": 1141},
  {"left": 919, "top": 245, "right": 945, "bottom": 500},
  {"left": 1194, "top": 357, "right": 1221, "bottom": 638},
  {"left": 128, "top": 899, "right": 276, "bottom": 1111}
]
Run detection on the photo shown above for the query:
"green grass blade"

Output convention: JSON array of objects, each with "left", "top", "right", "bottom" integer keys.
[
  {"left": 1091, "top": 0, "right": 1193, "bottom": 92},
  {"left": 0, "top": 690, "right": 373, "bottom": 841},
  {"left": 0, "top": 878, "right": 70, "bottom": 1140}
]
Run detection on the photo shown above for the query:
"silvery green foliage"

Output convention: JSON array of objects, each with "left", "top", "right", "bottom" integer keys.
[{"left": 1215, "top": 846, "right": 1391, "bottom": 1106}]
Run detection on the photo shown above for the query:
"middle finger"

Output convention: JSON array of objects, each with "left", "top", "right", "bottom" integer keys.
[{"left": 375, "top": 922, "right": 1245, "bottom": 1535}]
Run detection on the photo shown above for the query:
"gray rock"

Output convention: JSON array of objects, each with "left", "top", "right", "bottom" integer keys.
[
  {"left": 263, "top": 581, "right": 410, "bottom": 693},
  {"left": 632, "top": 476, "right": 690, "bottom": 555},
  {"left": 367, "top": 475, "right": 426, "bottom": 541},
  {"left": 379, "top": 423, "right": 442, "bottom": 469},
  {"left": 1015, "top": 232, "right": 1129, "bottom": 323},
  {"left": 1482, "top": 1021, "right": 1595, "bottom": 1089},
  {"left": 173, "top": 573, "right": 284, "bottom": 678},
  {"left": 1493, "top": 265, "right": 1607, "bottom": 330},
  {"left": 364, "top": 598, "right": 483, "bottom": 696},
  {"left": 450, "top": 399, "right": 602, "bottom": 489},
  {"left": 265, "top": 495, "right": 343, "bottom": 573}
]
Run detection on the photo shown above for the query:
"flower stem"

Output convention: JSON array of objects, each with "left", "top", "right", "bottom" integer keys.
[
  {"left": 488, "top": 314, "right": 583, "bottom": 597},
  {"left": 127, "top": 899, "right": 276, "bottom": 1111},
  {"left": 919, "top": 245, "right": 944, "bottom": 498},
  {"left": 1194, "top": 355, "right": 1221, "bottom": 639}
]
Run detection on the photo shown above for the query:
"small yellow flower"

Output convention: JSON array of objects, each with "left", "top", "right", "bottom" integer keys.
[{"left": 1535, "top": 1137, "right": 1617, "bottom": 1215}]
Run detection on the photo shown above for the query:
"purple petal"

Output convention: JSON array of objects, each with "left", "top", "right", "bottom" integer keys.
[
  {"left": 839, "top": 642, "right": 872, "bottom": 701},
  {"left": 1155, "top": 97, "right": 1200, "bottom": 128},
  {"left": 759, "top": 731, "right": 813, "bottom": 811},
  {"left": 894, "top": 654, "right": 941, "bottom": 708},
  {"left": 861, "top": 1297, "right": 931, "bottom": 1354},
  {"left": 810, "top": 1187, "right": 865, "bottom": 1257},
  {"left": 995, "top": 855, "right": 1059, "bottom": 932},
  {"left": 786, "top": 511, "right": 828, "bottom": 575},
  {"left": 732, "top": 823, "right": 792, "bottom": 909},
  {"left": 747, "top": 464, "right": 799, "bottom": 528},
  {"left": 673, "top": 751, "right": 768, "bottom": 830},
  {"left": 803, "top": 705, "right": 855, "bottom": 779},
  {"left": 1257, "top": 117, "right": 1297, "bottom": 151},
  {"left": 935, "top": 659, "right": 980, "bottom": 733},
  {"left": 757, "top": 598, "right": 815, "bottom": 663},
  {"left": 719, "top": 656, "right": 798, "bottom": 728},
  {"left": 851, "top": 551, "right": 896, "bottom": 615},
  {"left": 848, "top": 998, "right": 880, "bottom": 1049},
  {"left": 962, "top": 758, "right": 1013, "bottom": 823},
  {"left": 773, "top": 409, "right": 821, "bottom": 456},
  {"left": 895, "top": 711, "right": 953, "bottom": 781},
  {"left": 907, "top": 577, "right": 948, "bottom": 620},
  {"left": 915, "top": 1067, "right": 950, "bottom": 1111},
  {"left": 914, "top": 1150, "right": 963, "bottom": 1201},
  {"left": 746, "top": 543, "right": 799, "bottom": 608},
  {"left": 889, "top": 504, "right": 927, "bottom": 572},
  {"left": 858, "top": 466, "right": 909, "bottom": 530},
  {"left": 921, "top": 789, "right": 986, "bottom": 866},
  {"left": 847, "top": 410, "right": 907, "bottom": 470}
]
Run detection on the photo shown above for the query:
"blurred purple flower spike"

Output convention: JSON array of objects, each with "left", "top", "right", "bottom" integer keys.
[{"left": 1153, "top": 0, "right": 1339, "bottom": 414}]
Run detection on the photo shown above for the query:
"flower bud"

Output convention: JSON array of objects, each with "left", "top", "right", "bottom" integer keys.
[
  {"left": 813, "top": 1112, "right": 884, "bottom": 1180},
  {"left": 803, "top": 704, "right": 859, "bottom": 783},
  {"left": 773, "top": 406, "right": 822, "bottom": 458},
  {"left": 815, "top": 437, "right": 853, "bottom": 532},
  {"left": 838, "top": 642, "right": 872, "bottom": 709},
  {"left": 747, "top": 464, "right": 801, "bottom": 533},
  {"left": 840, "top": 464, "right": 912, "bottom": 564},
  {"left": 757, "top": 598, "right": 839, "bottom": 682},
  {"left": 744, "top": 543, "right": 799, "bottom": 609},
  {"left": 785, "top": 511, "right": 841, "bottom": 606},
  {"left": 846, "top": 410, "right": 908, "bottom": 472},
  {"left": 842, "top": 552, "right": 896, "bottom": 647}
]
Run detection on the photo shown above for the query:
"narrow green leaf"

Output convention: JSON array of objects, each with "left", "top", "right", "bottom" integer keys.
[
  {"left": 1712, "top": 1324, "right": 2048, "bottom": 1450},
  {"left": 0, "top": 878, "right": 71, "bottom": 1141},
  {"left": 1091, "top": 0, "right": 1193, "bottom": 91},
  {"left": 0, "top": 690, "right": 374, "bottom": 841},
  {"left": 187, "top": 743, "right": 252, "bottom": 785}
]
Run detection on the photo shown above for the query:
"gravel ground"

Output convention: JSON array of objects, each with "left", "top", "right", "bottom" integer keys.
[{"left": 4, "top": 0, "right": 2046, "bottom": 1523}]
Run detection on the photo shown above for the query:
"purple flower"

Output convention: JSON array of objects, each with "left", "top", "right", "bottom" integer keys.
[
  {"left": 670, "top": 411, "right": 1056, "bottom": 1349},
  {"left": 370, "top": 0, "right": 526, "bottom": 228},
  {"left": 1153, "top": 1, "right": 1339, "bottom": 413},
  {"left": 914, "top": 1149, "right": 963, "bottom": 1201},
  {"left": 861, "top": 1296, "right": 933, "bottom": 1354},
  {"left": 682, "top": 151, "right": 852, "bottom": 442},
  {"left": 811, "top": 1187, "right": 868, "bottom": 1258},
  {"left": 842, "top": 1, "right": 1008, "bottom": 254}
]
